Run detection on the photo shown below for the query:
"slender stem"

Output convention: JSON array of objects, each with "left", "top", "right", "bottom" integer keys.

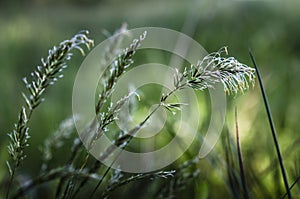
[
  {"left": 6, "top": 168, "right": 15, "bottom": 199},
  {"left": 281, "top": 175, "right": 300, "bottom": 199},
  {"left": 12, "top": 167, "right": 99, "bottom": 199},
  {"left": 55, "top": 139, "right": 83, "bottom": 198},
  {"left": 249, "top": 50, "right": 291, "bottom": 199},
  {"left": 235, "top": 107, "right": 250, "bottom": 199},
  {"left": 223, "top": 129, "right": 239, "bottom": 198},
  {"left": 90, "top": 160, "right": 117, "bottom": 198},
  {"left": 89, "top": 104, "right": 160, "bottom": 198},
  {"left": 90, "top": 85, "right": 181, "bottom": 198}
]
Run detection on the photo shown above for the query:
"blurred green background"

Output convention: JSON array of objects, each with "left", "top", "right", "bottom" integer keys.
[{"left": 1, "top": 0, "right": 300, "bottom": 198}]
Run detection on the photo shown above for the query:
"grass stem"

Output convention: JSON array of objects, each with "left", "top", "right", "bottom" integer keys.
[
  {"left": 235, "top": 107, "right": 250, "bottom": 199},
  {"left": 281, "top": 175, "right": 300, "bottom": 199},
  {"left": 249, "top": 50, "right": 292, "bottom": 199}
]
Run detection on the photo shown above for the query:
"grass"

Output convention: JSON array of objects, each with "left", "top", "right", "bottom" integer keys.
[
  {"left": 1, "top": 1, "right": 300, "bottom": 198},
  {"left": 1, "top": 25, "right": 259, "bottom": 198}
]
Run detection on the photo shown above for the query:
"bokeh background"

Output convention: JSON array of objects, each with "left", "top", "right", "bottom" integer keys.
[{"left": 0, "top": 0, "right": 300, "bottom": 198}]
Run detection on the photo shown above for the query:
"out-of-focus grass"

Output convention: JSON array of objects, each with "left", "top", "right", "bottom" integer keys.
[{"left": 1, "top": 0, "right": 300, "bottom": 197}]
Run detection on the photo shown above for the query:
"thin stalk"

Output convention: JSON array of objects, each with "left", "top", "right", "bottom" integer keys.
[
  {"left": 89, "top": 105, "right": 160, "bottom": 198},
  {"left": 77, "top": 80, "right": 180, "bottom": 197},
  {"left": 249, "top": 50, "right": 291, "bottom": 199},
  {"left": 89, "top": 81, "right": 185, "bottom": 198},
  {"left": 223, "top": 129, "right": 239, "bottom": 198},
  {"left": 60, "top": 153, "right": 90, "bottom": 199},
  {"left": 12, "top": 167, "right": 100, "bottom": 199},
  {"left": 6, "top": 168, "right": 15, "bottom": 199},
  {"left": 281, "top": 175, "right": 300, "bottom": 199},
  {"left": 55, "top": 140, "right": 83, "bottom": 198},
  {"left": 235, "top": 107, "right": 250, "bottom": 199}
]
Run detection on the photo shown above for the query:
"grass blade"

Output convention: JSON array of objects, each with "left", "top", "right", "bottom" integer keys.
[
  {"left": 235, "top": 107, "right": 250, "bottom": 199},
  {"left": 281, "top": 175, "right": 300, "bottom": 199},
  {"left": 249, "top": 49, "right": 292, "bottom": 199}
]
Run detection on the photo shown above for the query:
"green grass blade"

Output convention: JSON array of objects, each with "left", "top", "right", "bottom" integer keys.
[
  {"left": 235, "top": 107, "right": 250, "bottom": 199},
  {"left": 249, "top": 49, "right": 292, "bottom": 199},
  {"left": 282, "top": 175, "right": 300, "bottom": 199}
]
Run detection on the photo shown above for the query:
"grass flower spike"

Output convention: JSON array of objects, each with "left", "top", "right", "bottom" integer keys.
[
  {"left": 6, "top": 31, "right": 93, "bottom": 199},
  {"left": 174, "top": 47, "right": 256, "bottom": 95}
]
